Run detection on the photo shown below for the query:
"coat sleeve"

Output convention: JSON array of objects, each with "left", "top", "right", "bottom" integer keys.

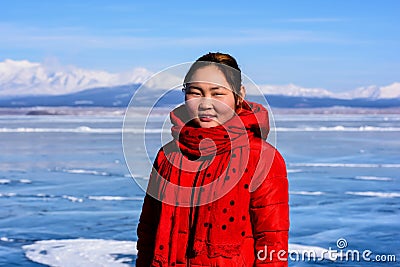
[
  {"left": 136, "top": 194, "right": 161, "bottom": 266},
  {"left": 250, "top": 146, "right": 289, "bottom": 266},
  {"left": 136, "top": 152, "right": 162, "bottom": 267}
]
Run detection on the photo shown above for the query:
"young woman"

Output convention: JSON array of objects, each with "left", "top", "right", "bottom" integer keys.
[{"left": 136, "top": 52, "right": 289, "bottom": 266}]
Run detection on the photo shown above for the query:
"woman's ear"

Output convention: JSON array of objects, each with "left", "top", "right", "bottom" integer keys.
[
  {"left": 240, "top": 85, "right": 246, "bottom": 99},
  {"left": 236, "top": 85, "right": 246, "bottom": 110}
]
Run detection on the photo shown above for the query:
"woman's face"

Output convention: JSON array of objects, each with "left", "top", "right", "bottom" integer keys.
[{"left": 184, "top": 65, "right": 237, "bottom": 128}]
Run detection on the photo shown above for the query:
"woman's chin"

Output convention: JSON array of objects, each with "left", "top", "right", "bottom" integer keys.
[{"left": 193, "top": 118, "right": 220, "bottom": 128}]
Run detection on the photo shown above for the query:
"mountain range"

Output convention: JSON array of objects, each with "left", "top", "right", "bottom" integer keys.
[
  {"left": 0, "top": 59, "right": 399, "bottom": 108},
  {"left": 0, "top": 59, "right": 153, "bottom": 96}
]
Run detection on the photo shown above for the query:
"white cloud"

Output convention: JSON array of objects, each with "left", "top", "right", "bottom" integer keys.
[
  {"left": 275, "top": 18, "right": 348, "bottom": 23},
  {"left": 0, "top": 23, "right": 356, "bottom": 51}
]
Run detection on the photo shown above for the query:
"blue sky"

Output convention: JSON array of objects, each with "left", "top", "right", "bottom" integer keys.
[{"left": 1, "top": 0, "right": 399, "bottom": 92}]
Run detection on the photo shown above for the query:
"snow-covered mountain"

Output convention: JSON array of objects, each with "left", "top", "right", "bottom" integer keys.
[
  {"left": 255, "top": 83, "right": 400, "bottom": 99},
  {"left": 0, "top": 59, "right": 399, "bottom": 99},
  {"left": 255, "top": 83, "right": 334, "bottom": 98},
  {"left": 337, "top": 83, "right": 400, "bottom": 99},
  {"left": 0, "top": 59, "right": 153, "bottom": 96}
]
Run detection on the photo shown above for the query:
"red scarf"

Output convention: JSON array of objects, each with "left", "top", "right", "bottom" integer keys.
[{"left": 147, "top": 101, "right": 270, "bottom": 265}]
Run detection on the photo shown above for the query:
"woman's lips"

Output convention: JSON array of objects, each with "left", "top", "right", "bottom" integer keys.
[{"left": 199, "top": 114, "right": 216, "bottom": 122}]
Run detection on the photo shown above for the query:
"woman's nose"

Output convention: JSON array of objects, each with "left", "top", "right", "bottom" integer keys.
[{"left": 198, "top": 97, "right": 213, "bottom": 110}]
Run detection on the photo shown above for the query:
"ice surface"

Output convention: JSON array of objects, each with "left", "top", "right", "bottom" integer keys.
[
  {"left": 290, "top": 191, "right": 325, "bottom": 196},
  {"left": 23, "top": 239, "right": 137, "bottom": 267},
  {"left": 22, "top": 239, "right": 334, "bottom": 266},
  {"left": 346, "top": 191, "right": 400, "bottom": 198}
]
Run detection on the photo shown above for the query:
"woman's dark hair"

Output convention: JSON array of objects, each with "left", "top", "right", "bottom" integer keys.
[{"left": 184, "top": 52, "right": 243, "bottom": 107}]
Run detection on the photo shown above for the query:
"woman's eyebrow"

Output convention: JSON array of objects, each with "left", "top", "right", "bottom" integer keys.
[
  {"left": 186, "top": 85, "right": 228, "bottom": 90},
  {"left": 210, "top": 86, "right": 226, "bottom": 90},
  {"left": 186, "top": 85, "right": 203, "bottom": 90}
]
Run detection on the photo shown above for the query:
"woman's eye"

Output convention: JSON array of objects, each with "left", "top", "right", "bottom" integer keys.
[
  {"left": 187, "top": 91, "right": 201, "bottom": 96},
  {"left": 214, "top": 92, "right": 226, "bottom": 96}
]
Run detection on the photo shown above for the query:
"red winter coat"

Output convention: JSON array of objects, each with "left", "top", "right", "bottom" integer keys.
[{"left": 136, "top": 101, "right": 289, "bottom": 266}]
